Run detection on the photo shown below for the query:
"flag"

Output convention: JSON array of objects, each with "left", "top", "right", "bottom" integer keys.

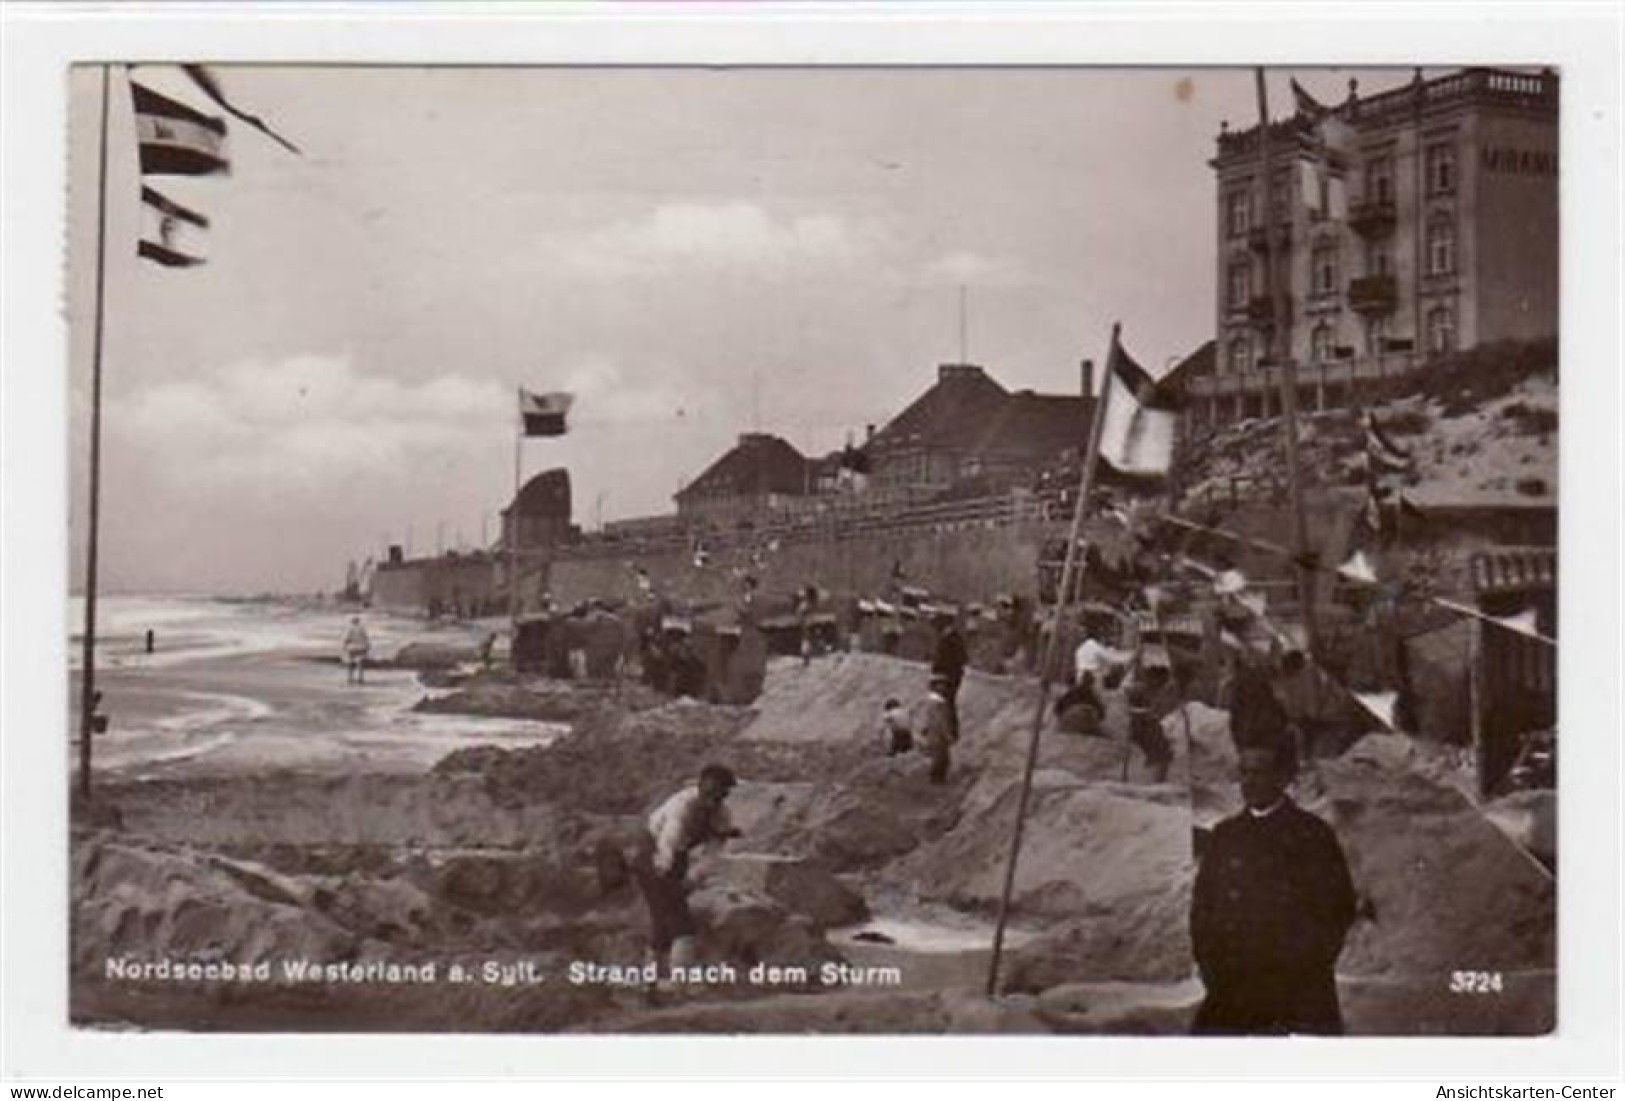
[
  {"left": 1336, "top": 550, "right": 1379, "bottom": 585},
  {"left": 1352, "top": 690, "right": 1399, "bottom": 731},
  {"left": 1490, "top": 607, "right": 1541, "bottom": 639},
  {"left": 1365, "top": 411, "right": 1414, "bottom": 474},
  {"left": 518, "top": 389, "right": 573, "bottom": 437},
  {"left": 1290, "top": 77, "right": 1326, "bottom": 117},
  {"left": 137, "top": 186, "right": 208, "bottom": 267},
  {"left": 130, "top": 80, "right": 228, "bottom": 176},
  {"left": 1289, "top": 75, "right": 1353, "bottom": 211},
  {"left": 181, "top": 65, "right": 301, "bottom": 155},
  {"left": 1098, "top": 332, "right": 1181, "bottom": 477}
]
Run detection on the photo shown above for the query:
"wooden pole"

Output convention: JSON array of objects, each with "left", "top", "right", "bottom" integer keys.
[
  {"left": 77, "top": 65, "right": 114, "bottom": 801},
  {"left": 1468, "top": 615, "right": 1485, "bottom": 796},
  {"left": 1254, "top": 67, "right": 1321, "bottom": 661},
  {"left": 509, "top": 396, "right": 522, "bottom": 633},
  {"left": 986, "top": 329, "right": 1117, "bottom": 996}
]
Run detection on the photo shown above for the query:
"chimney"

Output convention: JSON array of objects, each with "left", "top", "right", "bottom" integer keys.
[
  {"left": 865, "top": 424, "right": 875, "bottom": 442},
  {"left": 388, "top": 544, "right": 404, "bottom": 565},
  {"left": 1080, "top": 359, "right": 1094, "bottom": 397}
]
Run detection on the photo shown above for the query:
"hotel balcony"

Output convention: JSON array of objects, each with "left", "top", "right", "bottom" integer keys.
[
  {"left": 1349, "top": 274, "right": 1399, "bottom": 315},
  {"left": 1247, "top": 222, "right": 1293, "bottom": 253},
  {"left": 1184, "top": 351, "right": 1422, "bottom": 423},
  {"left": 1348, "top": 198, "right": 1397, "bottom": 237}
]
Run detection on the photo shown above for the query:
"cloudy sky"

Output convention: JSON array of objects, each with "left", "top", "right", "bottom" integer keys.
[{"left": 67, "top": 64, "right": 1382, "bottom": 594}]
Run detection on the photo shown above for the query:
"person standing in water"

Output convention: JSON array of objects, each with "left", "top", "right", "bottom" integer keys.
[{"left": 342, "top": 615, "right": 372, "bottom": 685}]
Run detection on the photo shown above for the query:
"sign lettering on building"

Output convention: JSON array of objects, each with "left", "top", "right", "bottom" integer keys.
[{"left": 1481, "top": 147, "right": 1557, "bottom": 177}]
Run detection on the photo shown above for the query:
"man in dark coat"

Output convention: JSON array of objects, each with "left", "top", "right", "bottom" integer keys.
[
  {"left": 1190, "top": 738, "right": 1357, "bottom": 1035},
  {"left": 931, "top": 618, "right": 968, "bottom": 742}
]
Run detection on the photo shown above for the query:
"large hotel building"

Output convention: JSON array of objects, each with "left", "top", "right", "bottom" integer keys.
[{"left": 1188, "top": 67, "right": 1557, "bottom": 425}]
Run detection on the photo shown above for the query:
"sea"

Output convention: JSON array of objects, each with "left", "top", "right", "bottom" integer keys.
[{"left": 64, "top": 595, "right": 562, "bottom": 776}]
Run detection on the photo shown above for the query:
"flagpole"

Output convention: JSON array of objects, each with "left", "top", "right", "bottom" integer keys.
[
  {"left": 986, "top": 328, "right": 1116, "bottom": 997},
  {"left": 77, "top": 64, "right": 115, "bottom": 801},
  {"left": 1254, "top": 68, "right": 1322, "bottom": 668},
  {"left": 510, "top": 389, "right": 522, "bottom": 636}
]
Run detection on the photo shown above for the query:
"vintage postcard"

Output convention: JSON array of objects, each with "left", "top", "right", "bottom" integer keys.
[{"left": 54, "top": 59, "right": 1570, "bottom": 1042}]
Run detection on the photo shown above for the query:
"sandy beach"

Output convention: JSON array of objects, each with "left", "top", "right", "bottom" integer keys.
[{"left": 65, "top": 598, "right": 1555, "bottom": 1036}]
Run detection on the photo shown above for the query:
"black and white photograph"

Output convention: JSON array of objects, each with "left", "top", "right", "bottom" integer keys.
[
  {"left": 53, "top": 58, "right": 1571, "bottom": 1038},
  {"left": 3, "top": 7, "right": 1621, "bottom": 1083}
]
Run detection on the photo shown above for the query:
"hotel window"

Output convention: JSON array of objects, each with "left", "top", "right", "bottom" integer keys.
[
  {"left": 1227, "top": 338, "right": 1251, "bottom": 374},
  {"left": 1426, "top": 141, "right": 1457, "bottom": 195},
  {"left": 1312, "top": 244, "right": 1340, "bottom": 296},
  {"left": 1367, "top": 316, "right": 1389, "bottom": 356},
  {"left": 1365, "top": 155, "right": 1394, "bottom": 203},
  {"left": 1225, "top": 189, "right": 1251, "bottom": 237},
  {"left": 1311, "top": 323, "right": 1334, "bottom": 364},
  {"left": 1227, "top": 259, "right": 1252, "bottom": 309},
  {"left": 1427, "top": 304, "right": 1457, "bottom": 355},
  {"left": 1270, "top": 169, "right": 1290, "bottom": 223},
  {"left": 1366, "top": 241, "right": 1391, "bottom": 277},
  {"left": 1426, "top": 215, "right": 1456, "bottom": 276}
]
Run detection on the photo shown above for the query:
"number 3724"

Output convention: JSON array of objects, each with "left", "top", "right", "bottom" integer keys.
[{"left": 1450, "top": 970, "right": 1505, "bottom": 994}]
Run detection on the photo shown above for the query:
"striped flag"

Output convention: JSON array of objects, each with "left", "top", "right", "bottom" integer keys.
[
  {"left": 137, "top": 186, "right": 208, "bottom": 267},
  {"left": 519, "top": 389, "right": 574, "bottom": 437},
  {"left": 130, "top": 80, "right": 229, "bottom": 176},
  {"left": 130, "top": 67, "right": 298, "bottom": 269},
  {"left": 1098, "top": 331, "right": 1181, "bottom": 477}
]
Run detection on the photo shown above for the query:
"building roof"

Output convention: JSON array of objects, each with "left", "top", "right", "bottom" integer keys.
[
  {"left": 504, "top": 467, "right": 572, "bottom": 519},
  {"left": 867, "top": 364, "right": 1012, "bottom": 456},
  {"left": 969, "top": 390, "right": 1090, "bottom": 463},
  {"left": 1215, "top": 68, "right": 1557, "bottom": 165},
  {"left": 676, "top": 433, "right": 810, "bottom": 503}
]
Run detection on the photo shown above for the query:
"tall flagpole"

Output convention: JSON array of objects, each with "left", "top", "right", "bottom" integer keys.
[
  {"left": 1254, "top": 68, "right": 1321, "bottom": 665},
  {"left": 986, "top": 326, "right": 1117, "bottom": 996},
  {"left": 78, "top": 64, "right": 114, "bottom": 801},
  {"left": 509, "top": 388, "right": 522, "bottom": 633}
]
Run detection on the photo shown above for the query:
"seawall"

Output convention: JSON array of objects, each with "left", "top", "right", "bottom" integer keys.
[{"left": 548, "top": 520, "right": 1055, "bottom": 609}]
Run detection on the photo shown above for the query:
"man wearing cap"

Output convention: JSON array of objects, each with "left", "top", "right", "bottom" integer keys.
[
  {"left": 632, "top": 763, "right": 743, "bottom": 977},
  {"left": 1190, "top": 737, "right": 1357, "bottom": 1034}
]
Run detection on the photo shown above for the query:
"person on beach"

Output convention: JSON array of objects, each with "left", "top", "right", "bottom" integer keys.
[
  {"left": 1126, "top": 663, "right": 1176, "bottom": 782},
  {"left": 918, "top": 674, "right": 957, "bottom": 785},
  {"left": 342, "top": 616, "right": 371, "bottom": 685},
  {"left": 1190, "top": 736, "right": 1357, "bottom": 1035},
  {"left": 1054, "top": 670, "right": 1106, "bottom": 735},
  {"left": 632, "top": 764, "right": 742, "bottom": 978},
  {"left": 931, "top": 617, "right": 968, "bottom": 742},
  {"left": 880, "top": 697, "right": 914, "bottom": 756},
  {"left": 1073, "top": 630, "right": 1130, "bottom": 688}
]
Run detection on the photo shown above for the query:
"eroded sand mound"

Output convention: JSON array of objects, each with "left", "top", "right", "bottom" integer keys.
[
  {"left": 73, "top": 833, "right": 357, "bottom": 973},
  {"left": 1314, "top": 737, "right": 1555, "bottom": 979}
]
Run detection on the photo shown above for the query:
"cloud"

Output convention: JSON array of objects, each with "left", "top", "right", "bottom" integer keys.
[
  {"left": 117, "top": 353, "right": 511, "bottom": 491},
  {"left": 916, "top": 249, "right": 1030, "bottom": 287},
  {"left": 559, "top": 354, "right": 699, "bottom": 426},
  {"left": 544, "top": 202, "right": 873, "bottom": 278}
]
